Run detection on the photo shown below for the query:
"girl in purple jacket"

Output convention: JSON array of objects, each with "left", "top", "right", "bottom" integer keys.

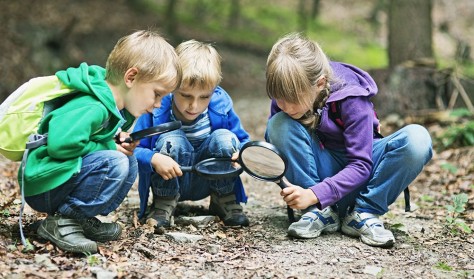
[{"left": 265, "top": 33, "right": 432, "bottom": 247}]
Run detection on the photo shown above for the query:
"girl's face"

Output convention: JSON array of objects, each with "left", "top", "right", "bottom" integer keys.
[
  {"left": 126, "top": 80, "right": 174, "bottom": 117},
  {"left": 172, "top": 85, "right": 213, "bottom": 123},
  {"left": 275, "top": 77, "right": 327, "bottom": 120},
  {"left": 275, "top": 99, "right": 311, "bottom": 120}
]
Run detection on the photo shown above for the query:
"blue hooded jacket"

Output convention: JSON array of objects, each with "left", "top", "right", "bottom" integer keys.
[{"left": 134, "top": 86, "right": 250, "bottom": 218}]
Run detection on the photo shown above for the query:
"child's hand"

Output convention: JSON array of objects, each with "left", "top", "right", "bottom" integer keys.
[
  {"left": 280, "top": 181, "right": 319, "bottom": 209},
  {"left": 115, "top": 132, "right": 138, "bottom": 156},
  {"left": 231, "top": 151, "right": 240, "bottom": 168},
  {"left": 231, "top": 151, "right": 239, "bottom": 161},
  {"left": 151, "top": 153, "right": 183, "bottom": 180}
]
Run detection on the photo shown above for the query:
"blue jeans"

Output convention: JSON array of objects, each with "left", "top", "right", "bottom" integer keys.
[
  {"left": 26, "top": 150, "right": 137, "bottom": 218},
  {"left": 266, "top": 113, "right": 433, "bottom": 217},
  {"left": 150, "top": 129, "right": 240, "bottom": 201}
]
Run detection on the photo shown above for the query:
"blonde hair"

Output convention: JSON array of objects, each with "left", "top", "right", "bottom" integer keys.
[
  {"left": 266, "top": 33, "right": 333, "bottom": 129},
  {"left": 176, "top": 40, "right": 222, "bottom": 91},
  {"left": 106, "top": 30, "right": 182, "bottom": 90}
]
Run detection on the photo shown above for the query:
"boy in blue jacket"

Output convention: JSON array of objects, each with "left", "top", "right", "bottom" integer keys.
[{"left": 134, "top": 40, "right": 250, "bottom": 229}]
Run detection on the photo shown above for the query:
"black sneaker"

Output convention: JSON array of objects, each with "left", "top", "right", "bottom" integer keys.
[
  {"left": 78, "top": 217, "right": 122, "bottom": 242},
  {"left": 209, "top": 192, "right": 249, "bottom": 227},
  {"left": 37, "top": 215, "right": 97, "bottom": 254},
  {"left": 145, "top": 194, "right": 180, "bottom": 229}
]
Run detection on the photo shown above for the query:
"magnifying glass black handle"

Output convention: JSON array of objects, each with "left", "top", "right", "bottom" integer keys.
[
  {"left": 277, "top": 179, "right": 288, "bottom": 190},
  {"left": 276, "top": 178, "right": 296, "bottom": 223},
  {"left": 180, "top": 166, "right": 193, "bottom": 172}
]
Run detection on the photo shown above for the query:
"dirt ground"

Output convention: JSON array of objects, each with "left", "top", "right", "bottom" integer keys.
[
  {"left": 1, "top": 1, "right": 474, "bottom": 278},
  {"left": 0, "top": 93, "right": 473, "bottom": 278}
]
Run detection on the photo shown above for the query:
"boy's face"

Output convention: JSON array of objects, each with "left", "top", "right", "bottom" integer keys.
[
  {"left": 172, "top": 85, "right": 213, "bottom": 123},
  {"left": 126, "top": 80, "right": 174, "bottom": 117}
]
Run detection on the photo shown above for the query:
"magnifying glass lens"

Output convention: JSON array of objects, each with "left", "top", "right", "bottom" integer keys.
[
  {"left": 240, "top": 145, "right": 285, "bottom": 180},
  {"left": 194, "top": 159, "right": 240, "bottom": 175}
]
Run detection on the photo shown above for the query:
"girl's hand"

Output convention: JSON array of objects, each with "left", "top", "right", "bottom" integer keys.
[
  {"left": 280, "top": 180, "right": 319, "bottom": 209},
  {"left": 115, "top": 132, "right": 138, "bottom": 156},
  {"left": 151, "top": 153, "right": 183, "bottom": 180}
]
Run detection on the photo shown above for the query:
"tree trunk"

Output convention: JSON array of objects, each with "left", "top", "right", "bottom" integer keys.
[
  {"left": 388, "top": 0, "right": 433, "bottom": 68},
  {"left": 228, "top": 0, "right": 241, "bottom": 28},
  {"left": 165, "top": 0, "right": 178, "bottom": 34}
]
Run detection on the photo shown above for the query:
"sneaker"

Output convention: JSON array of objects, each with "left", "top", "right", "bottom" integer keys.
[
  {"left": 209, "top": 192, "right": 249, "bottom": 227},
  {"left": 78, "top": 217, "right": 122, "bottom": 242},
  {"left": 37, "top": 215, "right": 97, "bottom": 254},
  {"left": 288, "top": 206, "right": 340, "bottom": 238},
  {"left": 146, "top": 194, "right": 180, "bottom": 228},
  {"left": 341, "top": 210, "right": 395, "bottom": 247}
]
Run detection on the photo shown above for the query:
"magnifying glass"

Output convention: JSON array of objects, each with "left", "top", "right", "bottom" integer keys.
[
  {"left": 178, "top": 140, "right": 295, "bottom": 222},
  {"left": 239, "top": 141, "right": 295, "bottom": 222},
  {"left": 123, "top": 121, "right": 182, "bottom": 143},
  {"left": 180, "top": 157, "right": 243, "bottom": 179}
]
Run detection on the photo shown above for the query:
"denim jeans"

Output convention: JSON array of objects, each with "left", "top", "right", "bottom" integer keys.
[
  {"left": 266, "top": 113, "right": 433, "bottom": 217},
  {"left": 26, "top": 150, "right": 138, "bottom": 218},
  {"left": 150, "top": 129, "right": 240, "bottom": 201}
]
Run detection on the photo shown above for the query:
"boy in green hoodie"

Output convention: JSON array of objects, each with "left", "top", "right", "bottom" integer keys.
[{"left": 19, "top": 30, "right": 182, "bottom": 253}]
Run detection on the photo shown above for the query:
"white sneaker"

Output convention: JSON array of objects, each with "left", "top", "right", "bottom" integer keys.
[
  {"left": 341, "top": 211, "right": 395, "bottom": 247},
  {"left": 287, "top": 206, "right": 340, "bottom": 238}
]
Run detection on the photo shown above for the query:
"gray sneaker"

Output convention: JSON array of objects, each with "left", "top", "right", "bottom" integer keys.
[
  {"left": 78, "top": 217, "right": 122, "bottom": 242},
  {"left": 37, "top": 215, "right": 97, "bottom": 254},
  {"left": 341, "top": 211, "right": 395, "bottom": 247},
  {"left": 288, "top": 206, "right": 340, "bottom": 238}
]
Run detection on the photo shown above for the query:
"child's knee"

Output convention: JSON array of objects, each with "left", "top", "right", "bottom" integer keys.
[
  {"left": 155, "top": 130, "right": 192, "bottom": 156},
  {"left": 208, "top": 129, "right": 240, "bottom": 154},
  {"left": 106, "top": 151, "right": 131, "bottom": 180},
  {"left": 267, "top": 112, "right": 304, "bottom": 146},
  {"left": 404, "top": 124, "right": 433, "bottom": 162}
]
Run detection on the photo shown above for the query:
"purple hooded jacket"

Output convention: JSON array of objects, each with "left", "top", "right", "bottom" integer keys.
[{"left": 269, "top": 62, "right": 380, "bottom": 209}]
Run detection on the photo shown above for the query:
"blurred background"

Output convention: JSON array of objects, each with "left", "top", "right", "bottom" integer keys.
[{"left": 1, "top": 0, "right": 473, "bottom": 146}]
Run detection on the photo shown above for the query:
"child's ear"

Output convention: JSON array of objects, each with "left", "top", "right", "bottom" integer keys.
[
  {"left": 124, "top": 67, "right": 139, "bottom": 88},
  {"left": 316, "top": 76, "right": 327, "bottom": 91}
]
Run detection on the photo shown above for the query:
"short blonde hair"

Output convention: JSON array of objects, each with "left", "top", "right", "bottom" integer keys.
[
  {"left": 106, "top": 30, "right": 182, "bottom": 90},
  {"left": 266, "top": 33, "right": 332, "bottom": 129},
  {"left": 176, "top": 40, "right": 222, "bottom": 91}
]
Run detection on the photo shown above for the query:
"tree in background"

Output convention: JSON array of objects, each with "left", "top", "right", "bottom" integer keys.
[{"left": 388, "top": 0, "right": 434, "bottom": 67}]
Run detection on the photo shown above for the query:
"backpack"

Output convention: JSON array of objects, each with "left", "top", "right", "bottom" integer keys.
[
  {"left": 327, "top": 100, "right": 412, "bottom": 212},
  {"left": 0, "top": 75, "right": 78, "bottom": 161},
  {"left": 1, "top": 75, "right": 113, "bottom": 250}
]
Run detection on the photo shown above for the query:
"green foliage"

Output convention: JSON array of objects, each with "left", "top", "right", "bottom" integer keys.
[
  {"left": 84, "top": 252, "right": 100, "bottom": 266},
  {"left": 133, "top": 0, "right": 474, "bottom": 78},
  {"left": 437, "top": 120, "right": 474, "bottom": 150},
  {"left": 434, "top": 109, "right": 474, "bottom": 151},
  {"left": 21, "top": 238, "right": 35, "bottom": 253},
  {"left": 435, "top": 261, "right": 453, "bottom": 271},
  {"left": 420, "top": 195, "right": 434, "bottom": 202},
  {"left": 440, "top": 163, "right": 458, "bottom": 174},
  {"left": 445, "top": 193, "right": 472, "bottom": 235},
  {"left": 138, "top": 0, "right": 387, "bottom": 69},
  {"left": 1, "top": 209, "right": 10, "bottom": 217}
]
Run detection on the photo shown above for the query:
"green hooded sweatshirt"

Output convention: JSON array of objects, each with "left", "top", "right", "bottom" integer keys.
[{"left": 20, "top": 63, "right": 135, "bottom": 196}]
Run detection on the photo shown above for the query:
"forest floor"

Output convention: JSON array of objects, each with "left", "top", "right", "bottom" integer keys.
[
  {"left": 0, "top": 90, "right": 473, "bottom": 279},
  {"left": 1, "top": 1, "right": 474, "bottom": 278}
]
